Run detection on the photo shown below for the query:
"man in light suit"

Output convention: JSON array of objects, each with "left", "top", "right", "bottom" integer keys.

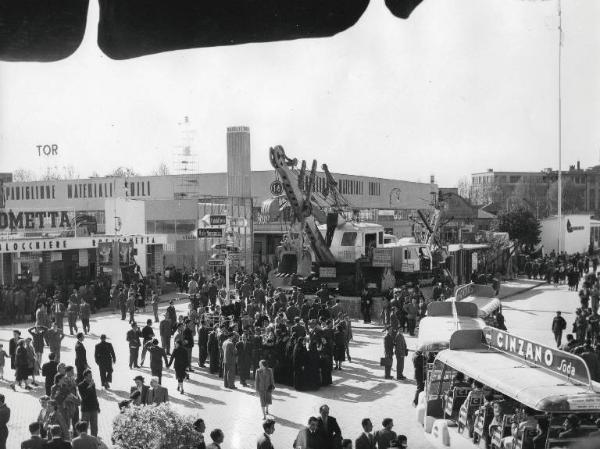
[
  {"left": 355, "top": 418, "right": 376, "bottom": 449},
  {"left": 222, "top": 333, "right": 238, "bottom": 389},
  {"left": 256, "top": 419, "right": 275, "bottom": 449},
  {"left": 294, "top": 417, "right": 326, "bottom": 449},
  {"left": 71, "top": 421, "right": 98, "bottom": 449},
  {"left": 147, "top": 377, "right": 169, "bottom": 405}
]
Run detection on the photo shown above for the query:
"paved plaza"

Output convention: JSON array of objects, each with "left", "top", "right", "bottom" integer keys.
[{"left": 0, "top": 279, "right": 581, "bottom": 448}]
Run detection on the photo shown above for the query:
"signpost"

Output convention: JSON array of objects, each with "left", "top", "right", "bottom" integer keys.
[
  {"left": 199, "top": 215, "right": 247, "bottom": 297},
  {"left": 197, "top": 228, "right": 223, "bottom": 238}
]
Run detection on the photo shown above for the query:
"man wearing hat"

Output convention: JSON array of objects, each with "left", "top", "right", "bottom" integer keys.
[
  {"left": 129, "top": 375, "right": 150, "bottom": 405},
  {"left": 94, "top": 334, "right": 116, "bottom": 389}
]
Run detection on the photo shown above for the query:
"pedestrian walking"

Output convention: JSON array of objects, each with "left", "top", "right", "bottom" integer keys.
[
  {"left": 67, "top": 298, "right": 79, "bottom": 336},
  {"left": 74, "top": 333, "right": 88, "bottom": 383},
  {"left": 45, "top": 323, "right": 65, "bottom": 364},
  {"left": 254, "top": 359, "right": 275, "bottom": 419},
  {"left": 151, "top": 290, "right": 160, "bottom": 323},
  {"left": 126, "top": 322, "right": 142, "bottom": 369},
  {"left": 77, "top": 369, "right": 100, "bottom": 437},
  {"left": 0, "top": 394, "right": 9, "bottom": 449},
  {"left": 127, "top": 293, "right": 136, "bottom": 324},
  {"left": 145, "top": 339, "right": 168, "bottom": 385},
  {"left": 94, "top": 334, "right": 116, "bottom": 389},
  {"left": 207, "top": 325, "right": 220, "bottom": 374},
  {"left": 42, "top": 353, "right": 59, "bottom": 396},
  {"left": 79, "top": 299, "right": 91, "bottom": 335},
  {"left": 28, "top": 324, "right": 48, "bottom": 375},
  {"left": 168, "top": 340, "right": 189, "bottom": 394},
  {"left": 236, "top": 332, "right": 251, "bottom": 387},
  {"left": 552, "top": 311, "right": 567, "bottom": 347},
  {"left": 159, "top": 314, "right": 172, "bottom": 355},
  {"left": 412, "top": 350, "right": 426, "bottom": 406},
  {"left": 333, "top": 324, "right": 346, "bottom": 370},
  {"left": 360, "top": 288, "right": 372, "bottom": 324},
  {"left": 25, "top": 338, "right": 39, "bottom": 386},
  {"left": 140, "top": 319, "right": 155, "bottom": 366},
  {"left": 12, "top": 339, "right": 32, "bottom": 390}
]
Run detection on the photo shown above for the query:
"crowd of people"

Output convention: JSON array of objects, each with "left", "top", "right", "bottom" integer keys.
[{"left": 0, "top": 269, "right": 366, "bottom": 448}]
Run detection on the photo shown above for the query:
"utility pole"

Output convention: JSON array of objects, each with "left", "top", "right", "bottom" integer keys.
[{"left": 557, "top": 0, "right": 563, "bottom": 254}]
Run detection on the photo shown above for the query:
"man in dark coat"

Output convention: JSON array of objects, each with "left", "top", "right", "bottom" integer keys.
[
  {"left": 317, "top": 404, "right": 343, "bottom": 449},
  {"left": 552, "top": 311, "right": 567, "bottom": 347},
  {"left": 294, "top": 417, "right": 326, "bottom": 449},
  {"left": 8, "top": 330, "right": 20, "bottom": 370},
  {"left": 146, "top": 339, "right": 169, "bottom": 385},
  {"left": 235, "top": 332, "right": 251, "bottom": 387},
  {"left": 197, "top": 320, "right": 210, "bottom": 367},
  {"left": 383, "top": 327, "right": 394, "bottom": 379},
  {"left": 41, "top": 352, "right": 59, "bottom": 396},
  {"left": 78, "top": 369, "right": 100, "bottom": 437},
  {"left": 207, "top": 325, "right": 220, "bottom": 374},
  {"left": 74, "top": 333, "right": 88, "bottom": 383},
  {"left": 159, "top": 314, "right": 173, "bottom": 355},
  {"left": 94, "top": 334, "right": 116, "bottom": 388},
  {"left": 360, "top": 288, "right": 372, "bottom": 324},
  {"left": 355, "top": 418, "right": 376, "bottom": 449}
]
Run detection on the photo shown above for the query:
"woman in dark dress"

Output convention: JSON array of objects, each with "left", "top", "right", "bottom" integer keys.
[
  {"left": 333, "top": 325, "right": 346, "bottom": 370},
  {"left": 14, "top": 340, "right": 31, "bottom": 390},
  {"left": 292, "top": 337, "right": 307, "bottom": 391},
  {"left": 168, "top": 340, "right": 189, "bottom": 394},
  {"left": 305, "top": 341, "right": 321, "bottom": 391}
]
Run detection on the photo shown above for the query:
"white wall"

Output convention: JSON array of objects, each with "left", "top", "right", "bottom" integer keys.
[{"left": 541, "top": 214, "right": 591, "bottom": 255}]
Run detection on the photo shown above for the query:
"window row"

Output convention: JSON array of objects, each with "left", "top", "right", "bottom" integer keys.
[{"left": 146, "top": 220, "right": 196, "bottom": 235}]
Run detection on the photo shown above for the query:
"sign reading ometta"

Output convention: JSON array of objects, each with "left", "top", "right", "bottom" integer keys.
[{"left": 0, "top": 210, "right": 74, "bottom": 230}]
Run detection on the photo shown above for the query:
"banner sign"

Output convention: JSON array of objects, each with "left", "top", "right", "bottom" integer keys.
[
  {"left": 0, "top": 234, "right": 167, "bottom": 254},
  {"left": 78, "top": 249, "right": 88, "bottom": 267},
  {"left": 455, "top": 283, "right": 475, "bottom": 301},
  {"left": 483, "top": 327, "right": 591, "bottom": 386},
  {"left": 98, "top": 242, "right": 113, "bottom": 265}
]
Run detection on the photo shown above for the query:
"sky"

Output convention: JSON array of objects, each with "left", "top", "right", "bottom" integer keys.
[{"left": 1, "top": 0, "right": 599, "bottom": 187}]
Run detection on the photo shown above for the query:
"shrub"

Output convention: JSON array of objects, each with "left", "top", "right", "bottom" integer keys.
[{"left": 112, "top": 403, "right": 202, "bottom": 449}]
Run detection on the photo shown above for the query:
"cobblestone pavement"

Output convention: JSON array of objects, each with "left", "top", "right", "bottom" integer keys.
[{"left": 0, "top": 279, "right": 555, "bottom": 449}]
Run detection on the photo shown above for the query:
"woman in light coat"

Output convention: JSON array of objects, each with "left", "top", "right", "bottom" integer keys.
[{"left": 254, "top": 359, "right": 275, "bottom": 419}]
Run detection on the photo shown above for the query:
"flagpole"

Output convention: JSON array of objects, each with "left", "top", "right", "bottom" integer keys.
[{"left": 557, "top": 0, "right": 563, "bottom": 255}]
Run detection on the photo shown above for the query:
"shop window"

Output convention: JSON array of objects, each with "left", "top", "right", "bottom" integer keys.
[
  {"left": 155, "top": 220, "right": 176, "bottom": 234},
  {"left": 175, "top": 220, "right": 196, "bottom": 235},
  {"left": 146, "top": 221, "right": 156, "bottom": 233}
]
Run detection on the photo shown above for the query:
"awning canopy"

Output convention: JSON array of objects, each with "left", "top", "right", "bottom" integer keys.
[
  {"left": 416, "top": 314, "right": 485, "bottom": 353},
  {"left": 435, "top": 348, "right": 600, "bottom": 412}
]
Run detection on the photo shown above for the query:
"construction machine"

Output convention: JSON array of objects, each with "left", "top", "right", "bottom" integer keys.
[{"left": 265, "top": 145, "right": 435, "bottom": 294}]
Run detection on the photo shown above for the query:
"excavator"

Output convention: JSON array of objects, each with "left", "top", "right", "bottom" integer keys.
[{"left": 264, "top": 145, "right": 436, "bottom": 294}]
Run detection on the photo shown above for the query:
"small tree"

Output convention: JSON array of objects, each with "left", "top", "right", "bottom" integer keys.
[
  {"left": 153, "top": 163, "right": 170, "bottom": 176},
  {"left": 112, "top": 404, "right": 203, "bottom": 449},
  {"left": 12, "top": 168, "right": 36, "bottom": 182},
  {"left": 495, "top": 207, "right": 541, "bottom": 253},
  {"left": 107, "top": 167, "right": 138, "bottom": 177}
]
